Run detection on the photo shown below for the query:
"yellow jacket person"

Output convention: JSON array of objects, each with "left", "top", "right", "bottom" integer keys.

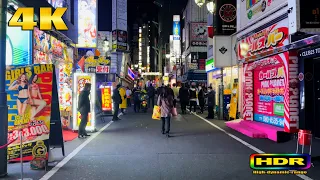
[{"left": 119, "top": 86, "right": 127, "bottom": 109}]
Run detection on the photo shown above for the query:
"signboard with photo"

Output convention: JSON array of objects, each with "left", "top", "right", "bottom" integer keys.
[
  {"left": 238, "top": 0, "right": 287, "bottom": 30},
  {"left": 190, "top": 22, "right": 207, "bottom": 46},
  {"left": 112, "top": 30, "right": 127, "bottom": 51}
]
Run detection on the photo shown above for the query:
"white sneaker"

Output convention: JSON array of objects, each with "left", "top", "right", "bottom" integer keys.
[{"left": 118, "top": 112, "right": 123, "bottom": 118}]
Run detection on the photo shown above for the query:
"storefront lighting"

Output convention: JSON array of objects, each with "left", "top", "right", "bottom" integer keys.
[
  {"left": 166, "top": 54, "right": 171, "bottom": 58},
  {"left": 139, "top": 28, "right": 142, "bottom": 33},
  {"left": 195, "top": 0, "right": 206, "bottom": 7},
  {"left": 134, "top": 64, "right": 139, "bottom": 68},
  {"left": 206, "top": 0, "right": 215, "bottom": 14},
  {"left": 139, "top": 62, "right": 142, "bottom": 66}
]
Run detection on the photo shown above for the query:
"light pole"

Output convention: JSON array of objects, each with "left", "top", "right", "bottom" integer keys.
[{"left": 0, "top": 0, "right": 8, "bottom": 177}]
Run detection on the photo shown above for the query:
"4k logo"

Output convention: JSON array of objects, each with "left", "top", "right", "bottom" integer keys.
[
  {"left": 219, "top": 46, "right": 228, "bottom": 54},
  {"left": 8, "top": 7, "right": 68, "bottom": 31}
]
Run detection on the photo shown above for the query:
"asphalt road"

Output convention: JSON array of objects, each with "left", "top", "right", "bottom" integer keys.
[{"left": 4, "top": 108, "right": 320, "bottom": 180}]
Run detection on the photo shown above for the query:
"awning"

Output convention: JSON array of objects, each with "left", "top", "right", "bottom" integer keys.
[{"left": 187, "top": 71, "right": 207, "bottom": 81}]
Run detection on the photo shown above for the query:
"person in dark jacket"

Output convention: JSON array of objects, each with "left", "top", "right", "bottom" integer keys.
[
  {"left": 112, "top": 84, "right": 122, "bottom": 121},
  {"left": 133, "top": 86, "right": 141, "bottom": 112},
  {"left": 147, "top": 84, "right": 155, "bottom": 108},
  {"left": 179, "top": 84, "right": 189, "bottom": 114},
  {"left": 78, "top": 83, "right": 91, "bottom": 138},
  {"left": 189, "top": 84, "right": 197, "bottom": 113},
  {"left": 198, "top": 85, "right": 205, "bottom": 114},
  {"left": 167, "top": 85, "right": 176, "bottom": 107},
  {"left": 205, "top": 86, "right": 216, "bottom": 119}
]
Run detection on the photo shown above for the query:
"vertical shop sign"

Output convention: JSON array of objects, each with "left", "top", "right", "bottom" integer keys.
[
  {"left": 6, "top": 64, "right": 54, "bottom": 161},
  {"left": 215, "top": 0, "right": 237, "bottom": 35},
  {"left": 101, "top": 87, "right": 112, "bottom": 111},
  {"left": 173, "top": 15, "right": 180, "bottom": 40},
  {"left": 288, "top": 51, "right": 299, "bottom": 132},
  {"left": 243, "top": 63, "right": 254, "bottom": 120},
  {"left": 237, "top": 19, "right": 289, "bottom": 61},
  {"left": 198, "top": 59, "right": 206, "bottom": 70},
  {"left": 190, "top": 23, "right": 207, "bottom": 46},
  {"left": 78, "top": 0, "right": 97, "bottom": 47}
]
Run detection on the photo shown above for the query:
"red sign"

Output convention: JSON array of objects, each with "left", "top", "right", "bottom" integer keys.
[
  {"left": 101, "top": 87, "right": 112, "bottom": 111},
  {"left": 96, "top": 65, "right": 110, "bottom": 73},
  {"left": 198, "top": 59, "right": 205, "bottom": 70},
  {"left": 237, "top": 19, "right": 289, "bottom": 61}
]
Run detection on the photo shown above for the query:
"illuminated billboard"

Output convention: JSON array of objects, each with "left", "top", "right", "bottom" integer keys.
[
  {"left": 78, "top": 0, "right": 97, "bottom": 48},
  {"left": 6, "top": 12, "right": 32, "bottom": 65},
  {"left": 173, "top": 15, "right": 180, "bottom": 40}
]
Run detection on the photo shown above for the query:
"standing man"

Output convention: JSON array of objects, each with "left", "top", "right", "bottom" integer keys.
[
  {"left": 189, "top": 83, "right": 197, "bottom": 113},
  {"left": 78, "top": 83, "right": 91, "bottom": 138},
  {"left": 126, "top": 87, "right": 132, "bottom": 107},
  {"left": 112, "top": 84, "right": 122, "bottom": 121},
  {"left": 147, "top": 83, "right": 155, "bottom": 108},
  {"left": 133, "top": 86, "right": 141, "bottom": 113},
  {"left": 179, "top": 84, "right": 189, "bottom": 114},
  {"left": 206, "top": 86, "right": 216, "bottom": 119}
]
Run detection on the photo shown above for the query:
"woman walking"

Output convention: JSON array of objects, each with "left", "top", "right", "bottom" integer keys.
[{"left": 157, "top": 87, "right": 174, "bottom": 137}]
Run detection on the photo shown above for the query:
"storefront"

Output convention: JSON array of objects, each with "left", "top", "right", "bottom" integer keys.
[
  {"left": 33, "top": 27, "right": 74, "bottom": 129},
  {"left": 298, "top": 46, "right": 320, "bottom": 138}
]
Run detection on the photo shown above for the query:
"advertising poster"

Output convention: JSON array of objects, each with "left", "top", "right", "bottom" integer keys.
[
  {"left": 101, "top": 87, "right": 112, "bottom": 111},
  {"left": 239, "top": 0, "right": 287, "bottom": 29},
  {"left": 237, "top": 18, "right": 289, "bottom": 61},
  {"left": 215, "top": 0, "right": 237, "bottom": 35},
  {"left": 33, "top": 27, "right": 51, "bottom": 53},
  {"left": 78, "top": 0, "right": 97, "bottom": 48},
  {"left": 190, "top": 23, "right": 207, "bottom": 46},
  {"left": 253, "top": 63, "right": 285, "bottom": 127},
  {"left": 173, "top": 15, "right": 180, "bottom": 40},
  {"left": 50, "top": 36, "right": 65, "bottom": 58},
  {"left": 112, "top": 30, "right": 127, "bottom": 50},
  {"left": 6, "top": 64, "right": 54, "bottom": 161},
  {"left": 33, "top": 50, "right": 52, "bottom": 64},
  {"left": 6, "top": 12, "right": 32, "bottom": 66},
  {"left": 76, "top": 75, "right": 92, "bottom": 127}
]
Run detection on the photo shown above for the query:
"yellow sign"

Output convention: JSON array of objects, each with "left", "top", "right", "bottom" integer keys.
[
  {"left": 8, "top": 7, "right": 68, "bottom": 30},
  {"left": 85, "top": 56, "right": 110, "bottom": 70},
  {"left": 229, "top": 83, "right": 238, "bottom": 119}
]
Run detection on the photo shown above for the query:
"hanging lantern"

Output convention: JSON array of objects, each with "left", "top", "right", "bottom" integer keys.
[
  {"left": 195, "top": 0, "right": 206, "bottom": 8},
  {"left": 206, "top": 0, "right": 216, "bottom": 14}
]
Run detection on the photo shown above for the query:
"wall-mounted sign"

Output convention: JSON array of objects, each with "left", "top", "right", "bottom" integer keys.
[
  {"left": 96, "top": 66, "right": 110, "bottom": 73},
  {"left": 173, "top": 15, "right": 180, "bottom": 40},
  {"left": 190, "top": 22, "right": 207, "bottom": 46},
  {"left": 188, "top": 63, "right": 198, "bottom": 70},
  {"left": 101, "top": 87, "right": 112, "bottom": 111},
  {"left": 85, "top": 56, "right": 110, "bottom": 72},
  {"left": 78, "top": 0, "right": 97, "bottom": 48},
  {"left": 237, "top": 18, "right": 289, "bottom": 61},
  {"left": 238, "top": 0, "right": 287, "bottom": 30},
  {"left": 215, "top": 0, "right": 237, "bottom": 35},
  {"left": 206, "top": 58, "right": 215, "bottom": 72},
  {"left": 300, "top": 2, "right": 320, "bottom": 29},
  {"left": 112, "top": 30, "right": 127, "bottom": 51},
  {"left": 198, "top": 59, "right": 205, "bottom": 70}
]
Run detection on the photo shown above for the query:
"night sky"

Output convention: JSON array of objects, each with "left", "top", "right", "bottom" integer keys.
[{"left": 98, "top": 0, "right": 188, "bottom": 42}]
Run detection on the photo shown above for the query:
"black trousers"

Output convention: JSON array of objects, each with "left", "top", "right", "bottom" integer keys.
[
  {"left": 79, "top": 112, "right": 88, "bottom": 135},
  {"left": 113, "top": 103, "right": 119, "bottom": 120},
  {"left": 199, "top": 99, "right": 205, "bottom": 113},
  {"left": 189, "top": 101, "right": 197, "bottom": 112},
  {"left": 180, "top": 101, "right": 188, "bottom": 113},
  {"left": 148, "top": 97, "right": 155, "bottom": 108},
  {"left": 208, "top": 106, "right": 214, "bottom": 118},
  {"left": 134, "top": 100, "right": 140, "bottom": 112},
  {"left": 127, "top": 98, "right": 131, "bottom": 107},
  {"left": 161, "top": 116, "right": 171, "bottom": 133}
]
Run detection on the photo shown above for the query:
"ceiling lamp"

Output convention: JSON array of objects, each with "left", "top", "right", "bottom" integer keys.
[
  {"left": 206, "top": 0, "right": 215, "bottom": 14},
  {"left": 195, "top": 0, "right": 205, "bottom": 8}
]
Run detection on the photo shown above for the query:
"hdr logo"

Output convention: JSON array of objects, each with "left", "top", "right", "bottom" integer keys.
[
  {"left": 250, "top": 154, "right": 311, "bottom": 172},
  {"left": 8, "top": 7, "right": 68, "bottom": 31}
]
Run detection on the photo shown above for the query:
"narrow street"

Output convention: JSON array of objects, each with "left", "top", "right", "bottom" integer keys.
[{"left": 4, "top": 109, "right": 320, "bottom": 180}]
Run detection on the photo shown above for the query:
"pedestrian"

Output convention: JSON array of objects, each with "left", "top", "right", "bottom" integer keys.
[
  {"left": 157, "top": 87, "right": 174, "bottom": 137},
  {"left": 77, "top": 83, "right": 91, "bottom": 138},
  {"left": 189, "top": 83, "right": 197, "bottom": 113},
  {"left": 167, "top": 85, "right": 176, "bottom": 107},
  {"left": 112, "top": 84, "right": 122, "bottom": 121},
  {"left": 126, "top": 87, "right": 132, "bottom": 107},
  {"left": 179, "top": 84, "right": 189, "bottom": 114},
  {"left": 205, "top": 86, "right": 216, "bottom": 119},
  {"left": 198, "top": 85, "right": 205, "bottom": 114},
  {"left": 133, "top": 86, "right": 141, "bottom": 113},
  {"left": 119, "top": 85, "right": 127, "bottom": 117},
  {"left": 147, "top": 83, "right": 156, "bottom": 108}
]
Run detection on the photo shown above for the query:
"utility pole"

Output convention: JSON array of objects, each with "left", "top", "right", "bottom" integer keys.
[{"left": 0, "top": 0, "right": 8, "bottom": 177}]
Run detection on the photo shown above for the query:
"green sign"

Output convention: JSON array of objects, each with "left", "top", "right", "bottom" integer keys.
[
  {"left": 206, "top": 58, "right": 215, "bottom": 72},
  {"left": 274, "top": 103, "right": 284, "bottom": 116}
]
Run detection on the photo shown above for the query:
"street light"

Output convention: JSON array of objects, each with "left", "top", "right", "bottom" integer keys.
[
  {"left": 195, "top": 0, "right": 205, "bottom": 8},
  {"left": 206, "top": 0, "right": 215, "bottom": 14},
  {"left": 166, "top": 54, "right": 170, "bottom": 59}
]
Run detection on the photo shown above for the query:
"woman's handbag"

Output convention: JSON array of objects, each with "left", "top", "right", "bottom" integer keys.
[{"left": 171, "top": 107, "right": 178, "bottom": 116}]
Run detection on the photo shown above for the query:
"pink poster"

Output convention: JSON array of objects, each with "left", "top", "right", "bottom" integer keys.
[{"left": 253, "top": 63, "right": 285, "bottom": 127}]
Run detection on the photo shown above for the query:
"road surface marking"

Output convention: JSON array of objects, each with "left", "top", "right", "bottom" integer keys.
[
  {"left": 39, "top": 121, "right": 113, "bottom": 180},
  {"left": 192, "top": 113, "right": 313, "bottom": 180}
]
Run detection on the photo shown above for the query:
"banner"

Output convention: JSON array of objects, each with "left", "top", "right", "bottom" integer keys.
[
  {"left": 238, "top": 0, "right": 287, "bottom": 30},
  {"left": 78, "top": 0, "right": 97, "bottom": 47},
  {"left": 6, "top": 64, "right": 54, "bottom": 161},
  {"left": 101, "top": 87, "right": 112, "bottom": 111},
  {"left": 237, "top": 18, "right": 289, "bottom": 61},
  {"left": 190, "top": 22, "right": 207, "bottom": 46},
  {"left": 253, "top": 63, "right": 285, "bottom": 127}
]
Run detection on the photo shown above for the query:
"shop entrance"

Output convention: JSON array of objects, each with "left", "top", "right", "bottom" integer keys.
[{"left": 303, "top": 57, "right": 320, "bottom": 138}]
